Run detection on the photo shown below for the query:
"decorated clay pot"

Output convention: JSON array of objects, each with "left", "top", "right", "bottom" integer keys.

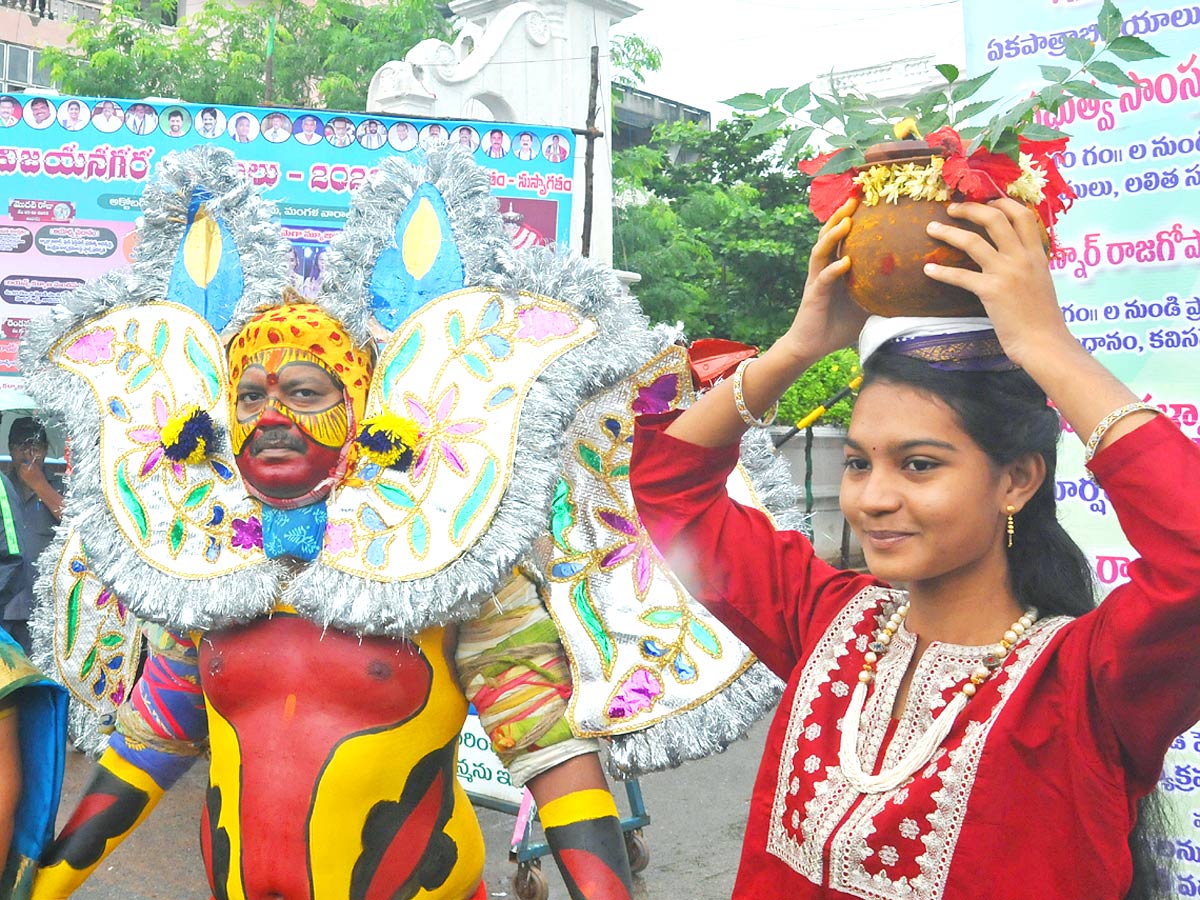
[{"left": 840, "top": 140, "right": 989, "bottom": 318}]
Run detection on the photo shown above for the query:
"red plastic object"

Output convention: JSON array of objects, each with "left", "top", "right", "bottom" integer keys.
[{"left": 687, "top": 339, "right": 758, "bottom": 390}]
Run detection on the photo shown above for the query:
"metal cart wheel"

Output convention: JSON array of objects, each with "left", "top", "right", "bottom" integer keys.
[
  {"left": 513, "top": 859, "right": 550, "bottom": 900},
  {"left": 625, "top": 829, "right": 650, "bottom": 874}
]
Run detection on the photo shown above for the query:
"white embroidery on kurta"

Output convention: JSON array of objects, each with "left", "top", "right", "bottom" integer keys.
[{"left": 764, "top": 584, "right": 1069, "bottom": 899}]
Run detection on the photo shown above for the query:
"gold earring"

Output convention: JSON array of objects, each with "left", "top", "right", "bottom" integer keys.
[{"left": 1006, "top": 505, "right": 1016, "bottom": 548}]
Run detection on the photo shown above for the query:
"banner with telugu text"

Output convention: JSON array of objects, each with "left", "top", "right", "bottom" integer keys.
[
  {"left": 0, "top": 94, "right": 579, "bottom": 412},
  {"left": 964, "top": 2, "right": 1200, "bottom": 892}
]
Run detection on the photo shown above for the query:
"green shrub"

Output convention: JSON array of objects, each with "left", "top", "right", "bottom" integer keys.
[{"left": 776, "top": 348, "right": 860, "bottom": 429}]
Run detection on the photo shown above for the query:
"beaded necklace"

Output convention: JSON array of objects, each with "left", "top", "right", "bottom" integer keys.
[{"left": 839, "top": 601, "right": 1038, "bottom": 794}]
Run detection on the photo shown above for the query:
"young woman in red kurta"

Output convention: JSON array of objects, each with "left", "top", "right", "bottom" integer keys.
[{"left": 630, "top": 197, "right": 1195, "bottom": 900}]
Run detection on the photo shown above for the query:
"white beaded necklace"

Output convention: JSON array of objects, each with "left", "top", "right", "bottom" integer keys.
[{"left": 838, "top": 602, "right": 1038, "bottom": 794}]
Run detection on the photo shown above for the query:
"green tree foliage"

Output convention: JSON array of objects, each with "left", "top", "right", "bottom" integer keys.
[
  {"left": 613, "top": 116, "right": 859, "bottom": 427},
  {"left": 610, "top": 34, "right": 662, "bottom": 88},
  {"left": 613, "top": 115, "right": 822, "bottom": 350},
  {"left": 40, "top": 0, "right": 453, "bottom": 110}
]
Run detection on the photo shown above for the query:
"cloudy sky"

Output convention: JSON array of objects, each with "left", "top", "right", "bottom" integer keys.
[{"left": 613, "top": 0, "right": 966, "bottom": 118}]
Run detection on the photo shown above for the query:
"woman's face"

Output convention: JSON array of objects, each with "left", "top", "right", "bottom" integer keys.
[{"left": 840, "top": 380, "right": 1013, "bottom": 595}]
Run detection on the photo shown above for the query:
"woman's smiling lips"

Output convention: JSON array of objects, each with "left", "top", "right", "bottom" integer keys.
[{"left": 863, "top": 530, "right": 915, "bottom": 550}]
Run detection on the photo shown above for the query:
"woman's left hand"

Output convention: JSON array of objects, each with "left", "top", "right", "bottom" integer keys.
[{"left": 923, "top": 198, "right": 1074, "bottom": 370}]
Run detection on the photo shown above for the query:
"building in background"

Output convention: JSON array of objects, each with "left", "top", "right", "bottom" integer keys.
[{"left": 611, "top": 82, "right": 708, "bottom": 152}]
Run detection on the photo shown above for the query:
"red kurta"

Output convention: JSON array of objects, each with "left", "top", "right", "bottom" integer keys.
[{"left": 631, "top": 413, "right": 1200, "bottom": 900}]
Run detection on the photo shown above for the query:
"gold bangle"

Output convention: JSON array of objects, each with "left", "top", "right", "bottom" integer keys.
[
  {"left": 1084, "top": 401, "right": 1160, "bottom": 464},
  {"left": 731, "top": 359, "right": 778, "bottom": 428}
]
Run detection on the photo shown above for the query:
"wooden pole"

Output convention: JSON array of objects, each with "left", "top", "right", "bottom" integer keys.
[{"left": 580, "top": 45, "right": 600, "bottom": 258}]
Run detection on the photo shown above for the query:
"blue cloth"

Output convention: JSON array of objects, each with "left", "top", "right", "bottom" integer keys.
[
  {"left": 0, "top": 625, "right": 68, "bottom": 895},
  {"left": 261, "top": 501, "right": 328, "bottom": 562}
]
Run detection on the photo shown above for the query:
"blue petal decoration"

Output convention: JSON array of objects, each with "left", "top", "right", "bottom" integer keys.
[
  {"left": 108, "top": 398, "right": 130, "bottom": 421},
  {"left": 69, "top": 559, "right": 86, "bottom": 574},
  {"left": 369, "top": 183, "right": 465, "bottom": 331},
  {"left": 210, "top": 460, "right": 234, "bottom": 481},
  {"left": 124, "top": 320, "right": 138, "bottom": 342},
  {"left": 366, "top": 535, "right": 389, "bottom": 567},
  {"left": 92, "top": 673, "right": 106, "bottom": 696},
  {"left": 208, "top": 505, "right": 225, "bottom": 526},
  {"left": 603, "top": 418, "right": 621, "bottom": 439},
  {"left": 673, "top": 655, "right": 696, "bottom": 680},
  {"left": 116, "top": 351, "right": 135, "bottom": 373},
  {"left": 551, "top": 561, "right": 586, "bottom": 579},
  {"left": 485, "top": 386, "right": 515, "bottom": 409},
  {"left": 480, "top": 334, "right": 511, "bottom": 359},
  {"left": 642, "top": 638, "right": 667, "bottom": 658},
  {"left": 107, "top": 655, "right": 124, "bottom": 670},
  {"left": 410, "top": 514, "right": 428, "bottom": 558},
  {"left": 361, "top": 506, "right": 387, "bottom": 533},
  {"left": 360, "top": 462, "right": 381, "bottom": 481},
  {"left": 205, "top": 535, "right": 221, "bottom": 562},
  {"left": 480, "top": 298, "right": 502, "bottom": 329},
  {"left": 166, "top": 186, "right": 244, "bottom": 332}
]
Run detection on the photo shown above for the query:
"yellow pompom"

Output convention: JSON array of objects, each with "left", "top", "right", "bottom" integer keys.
[
  {"left": 183, "top": 437, "right": 207, "bottom": 466},
  {"left": 356, "top": 412, "right": 423, "bottom": 471},
  {"left": 159, "top": 404, "right": 199, "bottom": 448}
]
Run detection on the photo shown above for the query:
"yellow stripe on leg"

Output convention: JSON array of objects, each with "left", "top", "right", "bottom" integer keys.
[{"left": 537, "top": 789, "right": 619, "bottom": 829}]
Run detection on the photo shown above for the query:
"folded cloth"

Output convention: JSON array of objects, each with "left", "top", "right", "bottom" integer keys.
[{"left": 858, "top": 315, "right": 1017, "bottom": 371}]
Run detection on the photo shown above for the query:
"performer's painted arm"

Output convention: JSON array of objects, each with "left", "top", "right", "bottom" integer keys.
[
  {"left": 457, "top": 573, "right": 634, "bottom": 899},
  {"left": 33, "top": 627, "right": 207, "bottom": 898}
]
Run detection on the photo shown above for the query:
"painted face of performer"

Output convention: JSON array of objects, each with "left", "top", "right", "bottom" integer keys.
[{"left": 228, "top": 301, "right": 372, "bottom": 506}]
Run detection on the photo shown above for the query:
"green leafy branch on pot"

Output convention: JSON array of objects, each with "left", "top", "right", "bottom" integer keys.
[{"left": 725, "top": 0, "right": 1165, "bottom": 175}]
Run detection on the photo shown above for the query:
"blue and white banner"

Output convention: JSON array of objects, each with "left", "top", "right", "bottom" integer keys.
[{"left": 0, "top": 94, "right": 579, "bottom": 405}]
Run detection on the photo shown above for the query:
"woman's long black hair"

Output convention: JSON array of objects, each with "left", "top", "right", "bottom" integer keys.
[{"left": 862, "top": 350, "right": 1172, "bottom": 900}]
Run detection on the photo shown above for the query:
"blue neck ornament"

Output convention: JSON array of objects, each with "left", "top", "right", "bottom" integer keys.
[{"left": 261, "top": 501, "right": 328, "bottom": 562}]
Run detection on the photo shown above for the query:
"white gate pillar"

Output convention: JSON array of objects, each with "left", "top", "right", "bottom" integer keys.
[{"left": 367, "top": 0, "right": 640, "bottom": 264}]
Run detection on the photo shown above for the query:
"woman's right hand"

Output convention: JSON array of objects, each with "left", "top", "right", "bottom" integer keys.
[{"left": 780, "top": 199, "right": 867, "bottom": 370}]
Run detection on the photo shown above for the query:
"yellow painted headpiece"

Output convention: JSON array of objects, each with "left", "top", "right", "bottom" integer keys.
[{"left": 227, "top": 298, "right": 374, "bottom": 453}]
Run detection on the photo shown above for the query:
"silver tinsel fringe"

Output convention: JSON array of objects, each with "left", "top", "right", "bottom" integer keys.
[{"left": 606, "top": 660, "right": 783, "bottom": 778}]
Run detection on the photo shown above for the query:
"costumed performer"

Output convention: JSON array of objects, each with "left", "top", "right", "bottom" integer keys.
[
  {"left": 1, "top": 624, "right": 67, "bottom": 898},
  {"left": 28, "top": 148, "right": 646, "bottom": 900},
  {"left": 629, "top": 195, "right": 1195, "bottom": 899}
]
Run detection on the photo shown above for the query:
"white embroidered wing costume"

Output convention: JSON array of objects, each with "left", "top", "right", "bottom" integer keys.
[{"left": 24, "top": 147, "right": 652, "bottom": 748}]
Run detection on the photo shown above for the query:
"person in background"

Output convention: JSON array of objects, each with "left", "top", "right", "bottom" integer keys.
[
  {"left": 388, "top": 120, "right": 417, "bottom": 151},
  {"left": 164, "top": 109, "right": 186, "bottom": 137},
  {"left": 456, "top": 126, "right": 478, "bottom": 151},
  {"left": 295, "top": 114, "right": 323, "bottom": 146},
  {"left": 230, "top": 114, "right": 255, "bottom": 143},
  {"left": 545, "top": 134, "right": 569, "bottom": 163},
  {"left": 125, "top": 104, "right": 155, "bottom": 135},
  {"left": 514, "top": 132, "right": 537, "bottom": 162},
  {"left": 483, "top": 128, "right": 507, "bottom": 159},
  {"left": 0, "top": 97, "right": 19, "bottom": 127},
  {"left": 1, "top": 622, "right": 67, "bottom": 899},
  {"left": 197, "top": 107, "right": 221, "bottom": 139},
  {"left": 91, "top": 101, "right": 124, "bottom": 133},
  {"left": 262, "top": 112, "right": 292, "bottom": 143},
  {"left": 57, "top": 100, "right": 86, "bottom": 132},
  {"left": 1, "top": 419, "right": 62, "bottom": 655},
  {"left": 357, "top": 119, "right": 385, "bottom": 150},
  {"left": 24, "top": 98, "right": 54, "bottom": 130}
]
